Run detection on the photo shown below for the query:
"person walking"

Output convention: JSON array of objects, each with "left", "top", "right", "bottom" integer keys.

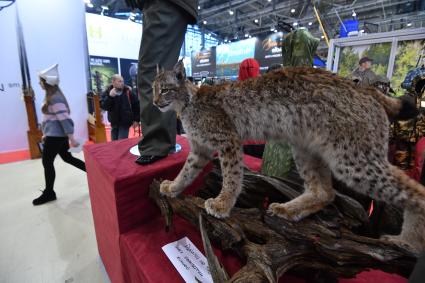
[{"left": 32, "top": 64, "right": 86, "bottom": 205}]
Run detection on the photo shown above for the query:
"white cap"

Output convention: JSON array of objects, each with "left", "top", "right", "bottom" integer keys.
[{"left": 38, "top": 63, "right": 60, "bottom": 86}]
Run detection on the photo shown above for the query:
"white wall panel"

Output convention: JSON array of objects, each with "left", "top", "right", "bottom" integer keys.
[{"left": 0, "top": 0, "right": 89, "bottom": 152}]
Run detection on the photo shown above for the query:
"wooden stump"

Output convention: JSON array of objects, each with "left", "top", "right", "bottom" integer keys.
[{"left": 149, "top": 159, "right": 416, "bottom": 282}]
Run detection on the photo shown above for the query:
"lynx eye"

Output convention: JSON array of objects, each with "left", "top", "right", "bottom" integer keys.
[{"left": 161, "top": 88, "right": 171, "bottom": 94}]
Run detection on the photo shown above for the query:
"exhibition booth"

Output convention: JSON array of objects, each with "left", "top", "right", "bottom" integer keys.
[{"left": 326, "top": 28, "right": 425, "bottom": 96}]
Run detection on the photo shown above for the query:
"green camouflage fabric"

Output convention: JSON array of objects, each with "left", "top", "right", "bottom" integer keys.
[
  {"left": 281, "top": 28, "right": 319, "bottom": 68},
  {"left": 261, "top": 141, "right": 294, "bottom": 178},
  {"left": 261, "top": 29, "right": 318, "bottom": 178}
]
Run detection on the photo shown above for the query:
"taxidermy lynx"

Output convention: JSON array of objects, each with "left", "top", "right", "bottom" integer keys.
[{"left": 154, "top": 60, "right": 425, "bottom": 253}]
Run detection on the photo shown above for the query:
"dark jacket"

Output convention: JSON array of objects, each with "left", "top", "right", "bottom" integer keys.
[
  {"left": 349, "top": 67, "right": 389, "bottom": 88},
  {"left": 125, "top": 0, "right": 198, "bottom": 24},
  {"left": 101, "top": 85, "right": 140, "bottom": 127}
]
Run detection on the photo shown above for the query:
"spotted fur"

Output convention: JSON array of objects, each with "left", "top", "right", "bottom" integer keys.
[{"left": 155, "top": 60, "right": 425, "bottom": 253}]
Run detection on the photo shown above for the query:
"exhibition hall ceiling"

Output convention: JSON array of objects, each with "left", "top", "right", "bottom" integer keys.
[{"left": 87, "top": 0, "right": 425, "bottom": 42}]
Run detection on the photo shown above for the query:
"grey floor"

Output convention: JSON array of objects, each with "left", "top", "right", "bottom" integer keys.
[{"left": 0, "top": 152, "right": 110, "bottom": 283}]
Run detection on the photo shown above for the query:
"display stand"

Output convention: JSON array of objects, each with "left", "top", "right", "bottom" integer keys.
[
  {"left": 17, "top": 9, "right": 42, "bottom": 159},
  {"left": 83, "top": 136, "right": 262, "bottom": 283},
  {"left": 23, "top": 88, "right": 42, "bottom": 159},
  {"left": 87, "top": 91, "right": 107, "bottom": 143}
]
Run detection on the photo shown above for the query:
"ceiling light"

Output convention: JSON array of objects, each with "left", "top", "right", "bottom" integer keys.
[
  {"left": 198, "top": 5, "right": 201, "bottom": 10},
  {"left": 267, "top": 0, "right": 272, "bottom": 2},
  {"left": 352, "top": 10, "right": 356, "bottom": 17},
  {"left": 245, "top": 33, "right": 249, "bottom": 38},
  {"left": 291, "top": 9, "right": 295, "bottom": 13},
  {"left": 229, "top": 10, "right": 234, "bottom": 15},
  {"left": 321, "top": 35, "right": 325, "bottom": 39},
  {"left": 407, "top": 22, "right": 412, "bottom": 27},
  {"left": 274, "top": 29, "right": 278, "bottom": 33},
  {"left": 293, "top": 22, "right": 298, "bottom": 26},
  {"left": 101, "top": 5, "right": 109, "bottom": 10},
  {"left": 87, "top": 3, "right": 94, "bottom": 8},
  {"left": 308, "top": 22, "right": 312, "bottom": 26},
  {"left": 270, "top": 26, "right": 275, "bottom": 31},
  {"left": 203, "top": 20, "right": 207, "bottom": 24},
  {"left": 254, "top": 19, "right": 259, "bottom": 23}
]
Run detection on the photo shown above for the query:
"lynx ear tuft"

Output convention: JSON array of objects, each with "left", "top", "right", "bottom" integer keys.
[{"left": 173, "top": 59, "right": 186, "bottom": 82}]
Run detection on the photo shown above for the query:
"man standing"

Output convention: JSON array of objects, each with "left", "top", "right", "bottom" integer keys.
[
  {"left": 125, "top": 0, "right": 198, "bottom": 165},
  {"left": 101, "top": 75, "right": 140, "bottom": 141},
  {"left": 350, "top": 57, "right": 388, "bottom": 87}
]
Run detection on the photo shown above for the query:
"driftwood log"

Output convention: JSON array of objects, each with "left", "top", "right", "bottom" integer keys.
[{"left": 149, "top": 159, "right": 417, "bottom": 282}]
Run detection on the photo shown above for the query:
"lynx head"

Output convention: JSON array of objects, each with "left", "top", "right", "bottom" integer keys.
[{"left": 153, "top": 60, "right": 189, "bottom": 112}]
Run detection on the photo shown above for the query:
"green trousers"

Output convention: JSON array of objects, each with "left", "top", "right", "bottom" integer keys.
[{"left": 137, "top": 0, "right": 190, "bottom": 156}]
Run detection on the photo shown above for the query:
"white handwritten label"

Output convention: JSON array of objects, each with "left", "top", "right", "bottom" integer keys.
[{"left": 162, "top": 237, "right": 213, "bottom": 283}]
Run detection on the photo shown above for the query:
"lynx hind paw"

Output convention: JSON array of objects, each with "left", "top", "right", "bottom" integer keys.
[
  {"left": 204, "top": 198, "right": 232, "bottom": 219},
  {"left": 159, "top": 180, "right": 181, "bottom": 198},
  {"left": 267, "top": 203, "right": 304, "bottom": 222}
]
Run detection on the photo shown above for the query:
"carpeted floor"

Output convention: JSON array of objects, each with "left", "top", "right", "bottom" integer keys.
[{"left": 0, "top": 152, "right": 109, "bottom": 283}]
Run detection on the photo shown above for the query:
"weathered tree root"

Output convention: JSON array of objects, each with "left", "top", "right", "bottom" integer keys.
[{"left": 149, "top": 162, "right": 417, "bottom": 282}]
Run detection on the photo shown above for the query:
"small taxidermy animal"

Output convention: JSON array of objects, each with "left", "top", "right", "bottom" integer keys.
[{"left": 153, "top": 60, "right": 425, "bottom": 253}]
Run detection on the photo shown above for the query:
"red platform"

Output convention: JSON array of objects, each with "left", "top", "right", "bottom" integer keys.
[{"left": 84, "top": 136, "right": 407, "bottom": 283}]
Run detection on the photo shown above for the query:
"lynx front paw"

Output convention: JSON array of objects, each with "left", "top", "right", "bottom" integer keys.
[
  {"left": 267, "top": 203, "right": 304, "bottom": 222},
  {"left": 159, "top": 180, "right": 182, "bottom": 198},
  {"left": 204, "top": 198, "right": 232, "bottom": 219}
]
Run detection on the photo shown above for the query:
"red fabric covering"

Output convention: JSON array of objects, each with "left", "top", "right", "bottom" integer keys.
[
  {"left": 120, "top": 215, "right": 406, "bottom": 283},
  {"left": 238, "top": 58, "right": 260, "bottom": 81},
  {"left": 84, "top": 136, "right": 191, "bottom": 283},
  {"left": 84, "top": 136, "right": 263, "bottom": 283},
  {"left": 243, "top": 154, "right": 262, "bottom": 172},
  {"left": 84, "top": 136, "right": 407, "bottom": 283},
  {"left": 120, "top": 216, "right": 242, "bottom": 283},
  {"left": 243, "top": 139, "right": 266, "bottom": 146},
  {"left": 120, "top": 215, "right": 305, "bottom": 283},
  {"left": 339, "top": 270, "right": 406, "bottom": 283}
]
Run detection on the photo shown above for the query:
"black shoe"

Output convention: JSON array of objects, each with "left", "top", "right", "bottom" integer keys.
[
  {"left": 135, "top": 155, "right": 166, "bottom": 165},
  {"left": 33, "top": 190, "right": 56, "bottom": 205}
]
